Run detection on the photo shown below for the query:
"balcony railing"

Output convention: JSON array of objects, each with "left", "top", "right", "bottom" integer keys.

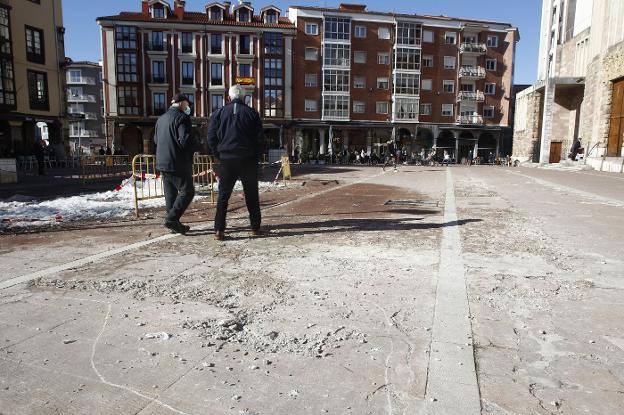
[
  {"left": 67, "top": 76, "right": 96, "bottom": 85},
  {"left": 84, "top": 112, "right": 99, "bottom": 120},
  {"left": 459, "top": 66, "right": 486, "bottom": 78},
  {"left": 457, "top": 115, "right": 484, "bottom": 125},
  {"left": 146, "top": 42, "right": 167, "bottom": 52},
  {"left": 460, "top": 42, "right": 487, "bottom": 54},
  {"left": 68, "top": 94, "right": 96, "bottom": 103},
  {"left": 457, "top": 91, "right": 485, "bottom": 102},
  {"left": 151, "top": 76, "right": 166, "bottom": 84},
  {"left": 69, "top": 130, "right": 100, "bottom": 138},
  {"left": 323, "top": 58, "right": 351, "bottom": 67}
]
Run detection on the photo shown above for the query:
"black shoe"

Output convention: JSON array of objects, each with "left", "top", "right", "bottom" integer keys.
[
  {"left": 214, "top": 230, "right": 226, "bottom": 241},
  {"left": 250, "top": 229, "right": 267, "bottom": 237},
  {"left": 164, "top": 220, "right": 190, "bottom": 235}
]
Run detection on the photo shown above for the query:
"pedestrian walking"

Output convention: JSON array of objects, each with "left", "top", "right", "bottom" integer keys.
[
  {"left": 208, "top": 85, "right": 264, "bottom": 241},
  {"left": 569, "top": 137, "right": 581, "bottom": 161},
  {"left": 154, "top": 93, "right": 200, "bottom": 234},
  {"left": 33, "top": 140, "right": 46, "bottom": 176}
]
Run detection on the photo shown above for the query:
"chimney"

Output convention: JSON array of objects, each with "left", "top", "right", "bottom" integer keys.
[
  {"left": 141, "top": 0, "right": 150, "bottom": 15},
  {"left": 223, "top": 1, "right": 231, "bottom": 17},
  {"left": 174, "top": 0, "right": 186, "bottom": 19}
]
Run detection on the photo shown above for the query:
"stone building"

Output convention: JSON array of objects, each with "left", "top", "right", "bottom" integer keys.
[
  {"left": 65, "top": 61, "right": 106, "bottom": 154},
  {"left": 0, "top": 0, "right": 67, "bottom": 158},
  {"left": 513, "top": 0, "right": 624, "bottom": 172}
]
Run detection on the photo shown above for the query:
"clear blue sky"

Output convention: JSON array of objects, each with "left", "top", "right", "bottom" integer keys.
[{"left": 62, "top": 0, "right": 541, "bottom": 85}]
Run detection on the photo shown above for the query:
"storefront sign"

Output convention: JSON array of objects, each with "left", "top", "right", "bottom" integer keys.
[{"left": 235, "top": 77, "right": 255, "bottom": 86}]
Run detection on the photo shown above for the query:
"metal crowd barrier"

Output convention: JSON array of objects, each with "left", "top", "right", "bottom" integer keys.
[
  {"left": 131, "top": 154, "right": 218, "bottom": 217},
  {"left": 81, "top": 155, "right": 133, "bottom": 181}
]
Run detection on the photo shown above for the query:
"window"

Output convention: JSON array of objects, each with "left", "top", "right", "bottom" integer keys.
[
  {"left": 324, "top": 44, "right": 350, "bottom": 66},
  {"left": 210, "top": 34, "right": 222, "bottom": 55},
  {"left": 461, "top": 83, "right": 474, "bottom": 92},
  {"left": 421, "top": 79, "right": 432, "bottom": 90},
  {"left": 463, "top": 34, "right": 477, "bottom": 44},
  {"left": 244, "top": 95, "right": 252, "bottom": 107},
  {"left": 354, "top": 26, "right": 366, "bottom": 38},
  {"left": 376, "top": 101, "right": 389, "bottom": 114},
  {"left": 396, "top": 22, "right": 421, "bottom": 45},
  {"left": 211, "top": 94, "right": 223, "bottom": 112},
  {"left": 485, "top": 83, "right": 496, "bottom": 95},
  {"left": 445, "top": 32, "right": 457, "bottom": 44},
  {"left": 152, "top": 60, "right": 165, "bottom": 83},
  {"left": 442, "top": 104, "right": 454, "bottom": 116},
  {"left": 153, "top": 92, "right": 166, "bottom": 115},
  {"left": 211, "top": 62, "right": 223, "bottom": 85},
  {"left": 27, "top": 70, "right": 48, "bottom": 110},
  {"left": 238, "top": 8, "right": 250, "bottom": 23},
  {"left": 420, "top": 103, "right": 432, "bottom": 115},
  {"left": 116, "top": 26, "right": 137, "bottom": 49},
  {"left": 325, "top": 17, "right": 351, "bottom": 40},
  {"left": 239, "top": 35, "right": 251, "bottom": 55},
  {"left": 377, "top": 53, "right": 390, "bottom": 65},
  {"left": 443, "top": 80, "right": 455, "bottom": 93},
  {"left": 484, "top": 105, "right": 495, "bottom": 118},
  {"left": 305, "top": 22, "right": 318, "bottom": 35},
  {"left": 395, "top": 73, "right": 420, "bottom": 95},
  {"left": 187, "top": 94, "right": 195, "bottom": 115},
  {"left": 353, "top": 76, "right": 366, "bottom": 89},
  {"left": 117, "top": 53, "right": 138, "bottom": 82},
  {"left": 181, "top": 32, "right": 193, "bottom": 54},
  {"left": 0, "top": 7, "right": 15, "bottom": 108},
  {"left": 324, "top": 70, "right": 349, "bottom": 92},
  {"left": 323, "top": 95, "right": 349, "bottom": 118},
  {"left": 353, "top": 101, "right": 365, "bottom": 113},
  {"left": 151, "top": 31, "right": 164, "bottom": 51},
  {"left": 305, "top": 99, "right": 317, "bottom": 112},
  {"left": 68, "top": 70, "right": 81, "bottom": 83},
  {"left": 238, "top": 63, "right": 252, "bottom": 78},
  {"left": 395, "top": 98, "right": 419, "bottom": 120},
  {"left": 25, "top": 26, "right": 44, "bottom": 63},
  {"left": 486, "top": 35, "right": 498, "bottom": 47},
  {"left": 377, "top": 77, "right": 389, "bottom": 89},
  {"left": 153, "top": 5, "right": 165, "bottom": 18},
  {"left": 305, "top": 47, "right": 318, "bottom": 61},
  {"left": 264, "top": 32, "right": 283, "bottom": 55},
  {"left": 378, "top": 27, "right": 390, "bottom": 40},
  {"left": 210, "top": 7, "right": 222, "bottom": 21},
  {"left": 423, "top": 30, "right": 434, "bottom": 43},
  {"left": 304, "top": 73, "right": 317, "bottom": 87},
  {"left": 118, "top": 86, "right": 139, "bottom": 115},
  {"left": 444, "top": 56, "right": 456, "bottom": 69},
  {"left": 264, "top": 58, "right": 283, "bottom": 86},
  {"left": 264, "top": 89, "right": 283, "bottom": 117},
  {"left": 396, "top": 48, "right": 420, "bottom": 70},
  {"left": 486, "top": 59, "right": 497, "bottom": 71},
  {"left": 265, "top": 11, "right": 278, "bottom": 24},
  {"left": 0, "top": 6, "right": 11, "bottom": 55},
  {"left": 354, "top": 51, "right": 367, "bottom": 64},
  {"left": 182, "top": 62, "right": 194, "bottom": 85},
  {"left": 422, "top": 55, "right": 433, "bottom": 68}
]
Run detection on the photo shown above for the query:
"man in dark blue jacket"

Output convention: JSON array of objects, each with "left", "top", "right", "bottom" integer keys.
[
  {"left": 154, "top": 94, "right": 200, "bottom": 234},
  {"left": 208, "top": 85, "right": 264, "bottom": 241}
]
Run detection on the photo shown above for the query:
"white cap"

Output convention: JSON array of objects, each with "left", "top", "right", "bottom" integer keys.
[{"left": 229, "top": 84, "right": 242, "bottom": 101}]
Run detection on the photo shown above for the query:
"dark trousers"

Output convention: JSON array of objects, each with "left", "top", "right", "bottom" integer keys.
[
  {"left": 36, "top": 158, "right": 45, "bottom": 176},
  {"left": 162, "top": 171, "right": 195, "bottom": 222},
  {"left": 214, "top": 157, "right": 261, "bottom": 232}
]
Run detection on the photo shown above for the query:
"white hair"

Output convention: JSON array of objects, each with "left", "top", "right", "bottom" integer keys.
[{"left": 229, "top": 84, "right": 243, "bottom": 101}]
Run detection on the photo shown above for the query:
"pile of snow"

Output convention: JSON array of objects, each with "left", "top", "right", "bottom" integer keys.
[{"left": 0, "top": 177, "right": 286, "bottom": 229}]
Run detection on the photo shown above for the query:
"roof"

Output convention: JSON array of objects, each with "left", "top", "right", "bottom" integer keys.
[
  {"left": 289, "top": 5, "right": 516, "bottom": 28},
  {"left": 97, "top": 11, "right": 295, "bottom": 29},
  {"left": 65, "top": 60, "right": 101, "bottom": 68}
]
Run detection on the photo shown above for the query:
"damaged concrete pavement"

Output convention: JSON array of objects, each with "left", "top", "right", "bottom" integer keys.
[{"left": 0, "top": 166, "right": 623, "bottom": 414}]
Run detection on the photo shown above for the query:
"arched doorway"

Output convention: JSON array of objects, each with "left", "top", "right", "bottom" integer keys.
[
  {"left": 0, "top": 120, "right": 12, "bottom": 157},
  {"left": 458, "top": 131, "right": 475, "bottom": 164},
  {"left": 436, "top": 130, "right": 455, "bottom": 160},
  {"left": 415, "top": 128, "right": 434, "bottom": 152},
  {"left": 478, "top": 132, "right": 497, "bottom": 162},
  {"left": 120, "top": 125, "right": 143, "bottom": 156},
  {"left": 301, "top": 129, "right": 320, "bottom": 162},
  {"left": 397, "top": 128, "right": 413, "bottom": 152}
]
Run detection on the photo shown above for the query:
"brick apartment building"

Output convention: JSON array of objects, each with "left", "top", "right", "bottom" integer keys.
[
  {"left": 288, "top": 4, "right": 519, "bottom": 161},
  {"left": 98, "top": 1, "right": 518, "bottom": 162},
  {"left": 97, "top": 0, "right": 295, "bottom": 156}
]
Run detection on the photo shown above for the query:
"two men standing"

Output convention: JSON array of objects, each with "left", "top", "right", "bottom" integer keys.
[{"left": 154, "top": 86, "right": 264, "bottom": 240}]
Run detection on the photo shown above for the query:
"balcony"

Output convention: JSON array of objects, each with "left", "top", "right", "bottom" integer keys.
[
  {"left": 151, "top": 76, "right": 166, "bottom": 84},
  {"left": 460, "top": 42, "right": 487, "bottom": 55},
  {"left": 146, "top": 42, "right": 167, "bottom": 54},
  {"left": 69, "top": 130, "right": 99, "bottom": 138},
  {"left": 67, "top": 76, "right": 96, "bottom": 85},
  {"left": 68, "top": 94, "right": 96, "bottom": 103},
  {"left": 323, "top": 58, "right": 351, "bottom": 67},
  {"left": 459, "top": 66, "right": 486, "bottom": 79},
  {"left": 84, "top": 112, "right": 99, "bottom": 120},
  {"left": 457, "top": 91, "right": 485, "bottom": 102},
  {"left": 457, "top": 115, "right": 483, "bottom": 125}
]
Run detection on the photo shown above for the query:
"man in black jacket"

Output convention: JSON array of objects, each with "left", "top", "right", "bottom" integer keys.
[
  {"left": 208, "top": 85, "right": 264, "bottom": 241},
  {"left": 154, "top": 94, "right": 200, "bottom": 234}
]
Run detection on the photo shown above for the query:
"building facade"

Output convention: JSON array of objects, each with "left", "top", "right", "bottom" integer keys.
[
  {"left": 288, "top": 4, "right": 518, "bottom": 162},
  {"left": 65, "top": 61, "right": 106, "bottom": 153},
  {"left": 513, "top": 0, "right": 624, "bottom": 172},
  {"left": 97, "top": 0, "right": 295, "bottom": 156},
  {"left": 0, "top": 0, "right": 67, "bottom": 158}
]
